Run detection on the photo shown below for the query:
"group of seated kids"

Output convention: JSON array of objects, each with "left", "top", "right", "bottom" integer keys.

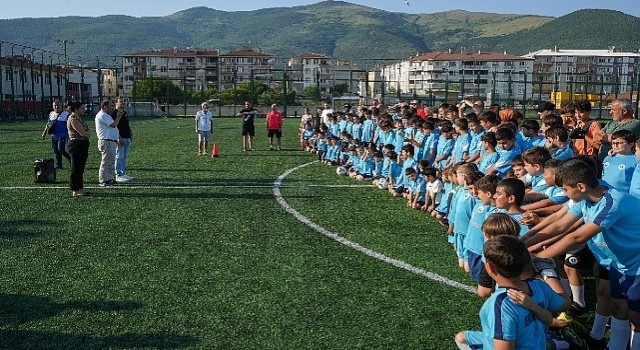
[{"left": 303, "top": 98, "right": 640, "bottom": 350}]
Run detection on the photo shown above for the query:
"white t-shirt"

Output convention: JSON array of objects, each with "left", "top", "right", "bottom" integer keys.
[
  {"left": 426, "top": 179, "right": 444, "bottom": 204},
  {"left": 196, "top": 110, "right": 212, "bottom": 131},
  {"left": 321, "top": 108, "right": 334, "bottom": 125},
  {"left": 95, "top": 110, "right": 119, "bottom": 140}
]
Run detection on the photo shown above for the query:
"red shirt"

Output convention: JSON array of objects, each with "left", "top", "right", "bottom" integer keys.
[{"left": 266, "top": 111, "right": 283, "bottom": 129}]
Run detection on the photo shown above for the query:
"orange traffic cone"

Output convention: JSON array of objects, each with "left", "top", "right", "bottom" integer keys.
[{"left": 211, "top": 143, "right": 219, "bottom": 158}]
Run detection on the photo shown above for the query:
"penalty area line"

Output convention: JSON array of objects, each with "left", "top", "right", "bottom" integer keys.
[{"left": 273, "top": 161, "right": 476, "bottom": 294}]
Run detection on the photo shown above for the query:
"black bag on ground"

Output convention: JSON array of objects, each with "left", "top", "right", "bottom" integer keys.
[{"left": 34, "top": 158, "right": 56, "bottom": 183}]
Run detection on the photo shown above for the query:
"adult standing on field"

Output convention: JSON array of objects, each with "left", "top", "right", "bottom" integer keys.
[
  {"left": 66, "top": 101, "right": 91, "bottom": 197},
  {"left": 95, "top": 100, "right": 122, "bottom": 187},
  {"left": 195, "top": 102, "right": 213, "bottom": 156},
  {"left": 114, "top": 97, "right": 134, "bottom": 182},
  {"left": 41, "top": 100, "right": 71, "bottom": 169},
  {"left": 238, "top": 101, "right": 257, "bottom": 151},
  {"left": 596, "top": 99, "right": 640, "bottom": 160},
  {"left": 320, "top": 101, "right": 334, "bottom": 125},
  {"left": 266, "top": 104, "right": 283, "bottom": 150}
]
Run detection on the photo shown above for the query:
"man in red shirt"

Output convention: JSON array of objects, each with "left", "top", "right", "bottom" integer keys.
[
  {"left": 411, "top": 99, "right": 426, "bottom": 119},
  {"left": 266, "top": 104, "right": 283, "bottom": 150}
]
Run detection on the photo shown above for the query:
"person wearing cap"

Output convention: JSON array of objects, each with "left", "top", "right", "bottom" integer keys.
[
  {"left": 410, "top": 99, "right": 426, "bottom": 119},
  {"left": 195, "top": 102, "right": 213, "bottom": 156},
  {"left": 536, "top": 101, "right": 556, "bottom": 119},
  {"left": 266, "top": 104, "right": 283, "bottom": 150}
]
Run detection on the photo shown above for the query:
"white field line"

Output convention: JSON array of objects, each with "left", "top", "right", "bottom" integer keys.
[
  {"left": 0, "top": 184, "right": 371, "bottom": 190},
  {"left": 273, "top": 161, "right": 476, "bottom": 294}
]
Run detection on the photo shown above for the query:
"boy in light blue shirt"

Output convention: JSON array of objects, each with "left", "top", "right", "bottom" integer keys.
[
  {"left": 521, "top": 147, "right": 552, "bottom": 204},
  {"left": 602, "top": 129, "right": 637, "bottom": 193},
  {"left": 545, "top": 125, "right": 574, "bottom": 160},
  {"left": 537, "top": 158, "right": 640, "bottom": 350},
  {"left": 467, "top": 115, "right": 486, "bottom": 164},
  {"left": 451, "top": 118, "right": 472, "bottom": 165},
  {"left": 477, "top": 132, "right": 499, "bottom": 174},
  {"left": 405, "top": 168, "right": 426, "bottom": 210},
  {"left": 456, "top": 235, "right": 567, "bottom": 350},
  {"left": 361, "top": 111, "right": 374, "bottom": 144},
  {"left": 486, "top": 128, "right": 522, "bottom": 177},
  {"left": 421, "top": 120, "right": 437, "bottom": 164},
  {"left": 390, "top": 144, "right": 418, "bottom": 197},
  {"left": 493, "top": 178, "right": 529, "bottom": 236},
  {"left": 434, "top": 125, "right": 455, "bottom": 169},
  {"left": 520, "top": 119, "right": 546, "bottom": 149}
]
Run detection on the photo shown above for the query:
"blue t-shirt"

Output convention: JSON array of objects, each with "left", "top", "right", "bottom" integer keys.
[
  {"left": 435, "top": 182, "right": 455, "bottom": 214},
  {"left": 527, "top": 136, "right": 546, "bottom": 149},
  {"left": 396, "top": 158, "right": 418, "bottom": 189},
  {"left": 580, "top": 188, "right": 640, "bottom": 274},
  {"left": 358, "top": 156, "right": 375, "bottom": 176},
  {"left": 453, "top": 187, "right": 477, "bottom": 236},
  {"left": 351, "top": 123, "right": 362, "bottom": 141},
  {"left": 515, "top": 131, "right": 529, "bottom": 153},
  {"left": 388, "top": 161, "right": 402, "bottom": 185},
  {"left": 408, "top": 176, "right": 426, "bottom": 202},
  {"left": 529, "top": 174, "right": 549, "bottom": 193},
  {"left": 630, "top": 163, "right": 640, "bottom": 198},
  {"left": 316, "top": 139, "right": 327, "bottom": 153},
  {"left": 544, "top": 186, "right": 569, "bottom": 204},
  {"left": 325, "top": 144, "right": 339, "bottom": 161},
  {"left": 568, "top": 200, "right": 615, "bottom": 268},
  {"left": 453, "top": 133, "right": 472, "bottom": 164},
  {"left": 422, "top": 133, "right": 437, "bottom": 163},
  {"left": 465, "top": 204, "right": 497, "bottom": 256},
  {"left": 378, "top": 129, "right": 395, "bottom": 147},
  {"left": 361, "top": 119, "right": 374, "bottom": 142},
  {"left": 435, "top": 138, "right": 454, "bottom": 169},
  {"left": 471, "top": 279, "right": 565, "bottom": 350},
  {"left": 550, "top": 146, "right": 573, "bottom": 160},
  {"left": 478, "top": 152, "right": 500, "bottom": 174},
  {"left": 393, "top": 128, "right": 405, "bottom": 152},
  {"left": 412, "top": 130, "right": 426, "bottom": 161},
  {"left": 602, "top": 154, "right": 637, "bottom": 193},
  {"left": 469, "top": 130, "right": 486, "bottom": 159},
  {"left": 493, "top": 146, "right": 522, "bottom": 177}
]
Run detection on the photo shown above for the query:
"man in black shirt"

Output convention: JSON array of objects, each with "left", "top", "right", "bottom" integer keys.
[
  {"left": 114, "top": 97, "right": 134, "bottom": 182},
  {"left": 238, "top": 101, "right": 257, "bottom": 151}
]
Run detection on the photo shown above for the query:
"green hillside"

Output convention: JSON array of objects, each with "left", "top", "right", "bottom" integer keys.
[{"left": 0, "top": 1, "right": 636, "bottom": 67}]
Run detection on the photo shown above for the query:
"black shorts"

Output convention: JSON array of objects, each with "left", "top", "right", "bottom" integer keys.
[
  {"left": 242, "top": 124, "right": 255, "bottom": 136},
  {"left": 268, "top": 129, "right": 282, "bottom": 138},
  {"left": 478, "top": 264, "right": 496, "bottom": 289}
]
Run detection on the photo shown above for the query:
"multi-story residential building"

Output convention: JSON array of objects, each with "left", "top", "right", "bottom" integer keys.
[
  {"left": 122, "top": 48, "right": 220, "bottom": 96},
  {"left": 0, "top": 54, "right": 65, "bottom": 118},
  {"left": 288, "top": 53, "right": 364, "bottom": 98},
  {"left": 377, "top": 50, "right": 535, "bottom": 104},
  {"left": 524, "top": 47, "right": 640, "bottom": 101},
  {"left": 219, "top": 49, "right": 276, "bottom": 91}
]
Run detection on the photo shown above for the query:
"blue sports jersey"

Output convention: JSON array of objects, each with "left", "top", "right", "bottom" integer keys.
[
  {"left": 478, "top": 152, "right": 500, "bottom": 174},
  {"left": 358, "top": 156, "right": 375, "bottom": 176},
  {"left": 527, "top": 136, "right": 546, "bottom": 149},
  {"left": 435, "top": 182, "right": 455, "bottom": 214},
  {"left": 316, "top": 139, "right": 328, "bottom": 153},
  {"left": 465, "top": 204, "right": 497, "bottom": 256},
  {"left": 568, "top": 200, "right": 615, "bottom": 268},
  {"left": 550, "top": 146, "right": 573, "bottom": 160},
  {"left": 338, "top": 119, "right": 348, "bottom": 133},
  {"left": 453, "top": 133, "right": 472, "bottom": 164},
  {"left": 468, "top": 279, "right": 565, "bottom": 350},
  {"left": 544, "top": 186, "right": 569, "bottom": 204},
  {"left": 361, "top": 119, "right": 374, "bottom": 142},
  {"left": 516, "top": 131, "right": 529, "bottom": 152},
  {"left": 388, "top": 161, "right": 402, "bottom": 185},
  {"left": 602, "top": 154, "right": 636, "bottom": 193},
  {"left": 303, "top": 129, "right": 315, "bottom": 139},
  {"left": 630, "top": 163, "right": 640, "bottom": 198},
  {"left": 408, "top": 176, "right": 426, "bottom": 202},
  {"left": 469, "top": 130, "right": 486, "bottom": 159},
  {"left": 379, "top": 129, "right": 395, "bottom": 147},
  {"left": 493, "top": 145, "right": 522, "bottom": 177},
  {"left": 529, "top": 174, "right": 549, "bottom": 193},
  {"left": 373, "top": 159, "right": 383, "bottom": 177},
  {"left": 412, "top": 130, "right": 426, "bottom": 161},
  {"left": 393, "top": 128, "right": 405, "bottom": 152},
  {"left": 396, "top": 158, "right": 418, "bottom": 189},
  {"left": 325, "top": 144, "right": 340, "bottom": 162},
  {"left": 345, "top": 121, "right": 354, "bottom": 135},
  {"left": 351, "top": 123, "right": 362, "bottom": 141},
  {"left": 580, "top": 188, "right": 640, "bottom": 274},
  {"left": 435, "top": 138, "right": 454, "bottom": 169},
  {"left": 422, "top": 133, "right": 437, "bottom": 164}
]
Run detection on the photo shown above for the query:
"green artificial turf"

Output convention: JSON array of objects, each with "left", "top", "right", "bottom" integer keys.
[{"left": 1, "top": 116, "right": 483, "bottom": 349}]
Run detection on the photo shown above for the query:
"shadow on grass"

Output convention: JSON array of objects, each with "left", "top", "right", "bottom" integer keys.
[
  {"left": 0, "top": 294, "right": 197, "bottom": 349},
  {"left": 0, "top": 219, "right": 54, "bottom": 240}
]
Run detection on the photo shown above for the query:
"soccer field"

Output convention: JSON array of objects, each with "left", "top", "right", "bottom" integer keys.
[{"left": 0, "top": 116, "right": 483, "bottom": 349}]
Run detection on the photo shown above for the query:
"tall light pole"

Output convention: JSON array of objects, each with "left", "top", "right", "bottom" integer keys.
[
  {"left": 57, "top": 39, "right": 74, "bottom": 101},
  {"left": 10, "top": 43, "right": 18, "bottom": 118},
  {"left": 0, "top": 41, "right": 4, "bottom": 118}
]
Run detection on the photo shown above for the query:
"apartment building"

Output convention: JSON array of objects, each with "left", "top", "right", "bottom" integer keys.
[
  {"left": 219, "top": 49, "right": 276, "bottom": 91},
  {"left": 524, "top": 47, "right": 640, "bottom": 98},
  {"left": 377, "top": 50, "right": 535, "bottom": 103}
]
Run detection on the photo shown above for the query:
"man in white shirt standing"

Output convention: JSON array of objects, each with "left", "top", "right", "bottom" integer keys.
[
  {"left": 95, "top": 100, "right": 122, "bottom": 186},
  {"left": 320, "top": 101, "right": 333, "bottom": 125}
]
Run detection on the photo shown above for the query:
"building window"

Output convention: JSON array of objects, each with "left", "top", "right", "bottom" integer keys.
[
  {"left": 5, "top": 69, "right": 11, "bottom": 81},
  {"left": 45, "top": 75, "right": 51, "bottom": 85}
]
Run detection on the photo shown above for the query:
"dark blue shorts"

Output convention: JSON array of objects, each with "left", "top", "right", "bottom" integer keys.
[{"left": 609, "top": 268, "right": 640, "bottom": 312}]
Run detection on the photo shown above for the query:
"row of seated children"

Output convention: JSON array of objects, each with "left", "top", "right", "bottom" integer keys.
[{"left": 317, "top": 128, "right": 640, "bottom": 349}]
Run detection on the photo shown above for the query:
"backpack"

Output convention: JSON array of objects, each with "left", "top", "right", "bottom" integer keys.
[{"left": 34, "top": 158, "right": 56, "bottom": 183}]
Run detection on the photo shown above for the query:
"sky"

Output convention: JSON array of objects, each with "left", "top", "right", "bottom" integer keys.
[{"left": 1, "top": 0, "right": 639, "bottom": 19}]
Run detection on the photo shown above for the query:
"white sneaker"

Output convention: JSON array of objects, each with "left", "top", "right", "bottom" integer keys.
[
  {"left": 115, "top": 176, "right": 131, "bottom": 183},
  {"left": 123, "top": 174, "right": 134, "bottom": 181}
]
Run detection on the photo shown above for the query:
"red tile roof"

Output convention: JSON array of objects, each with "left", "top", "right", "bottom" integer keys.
[{"left": 222, "top": 49, "right": 275, "bottom": 58}]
